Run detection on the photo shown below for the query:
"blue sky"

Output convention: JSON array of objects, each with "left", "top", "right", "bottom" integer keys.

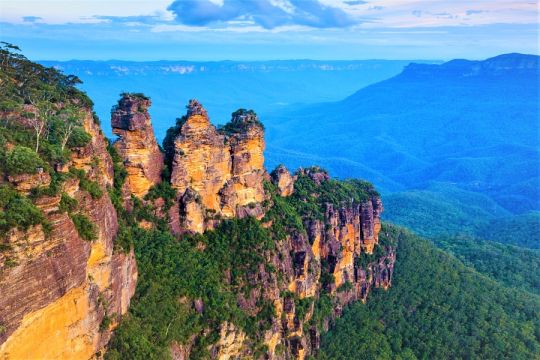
[{"left": 0, "top": 0, "right": 538, "bottom": 61}]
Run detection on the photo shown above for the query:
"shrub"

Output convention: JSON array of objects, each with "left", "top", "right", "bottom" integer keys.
[
  {"left": 4, "top": 145, "right": 44, "bottom": 175},
  {"left": 0, "top": 185, "right": 47, "bottom": 234},
  {"left": 70, "top": 213, "right": 97, "bottom": 241},
  {"left": 59, "top": 193, "right": 78, "bottom": 213},
  {"left": 66, "top": 127, "right": 92, "bottom": 148},
  {"left": 71, "top": 168, "right": 103, "bottom": 199}
]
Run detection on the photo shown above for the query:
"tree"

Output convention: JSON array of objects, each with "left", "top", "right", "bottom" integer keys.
[
  {"left": 27, "top": 95, "right": 56, "bottom": 153},
  {"left": 57, "top": 105, "right": 84, "bottom": 151}
]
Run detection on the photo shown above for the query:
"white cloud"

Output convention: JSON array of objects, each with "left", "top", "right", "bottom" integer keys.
[
  {"left": 0, "top": 0, "right": 172, "bottom": 24},
  {"left": 0, "top": 0, "right": 537, "bottom": 30}
]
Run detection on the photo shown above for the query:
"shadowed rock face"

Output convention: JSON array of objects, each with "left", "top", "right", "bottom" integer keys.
[
  {"left": 170, "top": 101, "right": 266, "bottom": 233},
  {"left": 111, "top": 93, "right": 163, "bottom": 198},
  {"left": 0, "top": 107, "right": 137, "bottom": 359}
]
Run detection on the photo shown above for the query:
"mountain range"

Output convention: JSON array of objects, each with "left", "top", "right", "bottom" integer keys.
[{"left": 264, "top": 54, "right": 540, "bottom": 217}]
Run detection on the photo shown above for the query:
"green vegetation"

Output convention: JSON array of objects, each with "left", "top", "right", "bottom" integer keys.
[
  {"left": 70, "top": 168, "right": 103, "bottom": 199},
  {"left": 319, "top": 226, "right": 540, "bottom": 359},
  {"left": 477, "top": 211, "right": 540, "bottom": 249},
  {"left": 432, "top": 236, "right": 540, "bottom": 295},
  {"left": 0, "top": 43, "right": 92, "bottom": 163},
  {"left": 107, "top": 218, "right": 277, "bottom": 359},
  {"left": 145, "top": 180, "right": 177, "bottom": 210},
  {"left": 59, "top": 193, "right": 78, "bottom": 214},
  {"left": 386, "top": 188, "right": 539, "bottom": 253},
  {"left": 120, "top": 92, "right": 150, "bottom": 101},
  {"left": 70, "top": 213, "right": 97, "bottom": 241},
  {"left": 382, "top": 184, "right": 514, "bottom": 238},
  {"left": 3, "top": 145, "right": 44, "bottom": 175},
  {"left": 285, "top": 167, "right": 378, "bottom": 221},
  {"left": 0, "top": 44, "right": 101, "bottom": 243},
  {"left": 162, "top": 116, "right": 187, "bottom": 171},
  {"left": 219, "top": 108, "right": 265, "bottom": 135},
  {"left": 0, "top": 185, "right": 48, "bottom": 234},
  {"left": 107, "top": 166, "right": 388, "bottom": 358}
]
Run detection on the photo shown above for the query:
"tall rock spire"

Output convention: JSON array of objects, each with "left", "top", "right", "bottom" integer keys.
[{"left": 111, "top": 93, "right": 164, "bottom": 198}]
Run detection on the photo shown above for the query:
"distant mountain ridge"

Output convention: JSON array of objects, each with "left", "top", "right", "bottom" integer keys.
[
  {"left": 38, "top": 59, "right": 439, "bottom": 140},
  {"left": 41, "top": 59, "right": 439, "bottom": 76},
  {"left": 401, "top": 53, "right": 539, "bottom": 78},
  {"left": 265, "top": 53, "right": 540, "bottom": 214}
]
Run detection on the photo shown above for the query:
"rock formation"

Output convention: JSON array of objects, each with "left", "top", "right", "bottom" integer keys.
[
  {"left": 170, "top": 101, "right": 266, "bottom": 232},
  {"left": 173, "top": 167, "right": 393, "bottom": 360},
  {"left": 0, "top": 107, "right": 137, "bottom": 359},
  {"left": 111, "top": 93, "right": 163, "bottom": 198},
  {"left": 263, "top": 168, "right": 392, "bottom": 358},
  {"left": 271, "top": 165, "right": 295, "bottom": 197}
]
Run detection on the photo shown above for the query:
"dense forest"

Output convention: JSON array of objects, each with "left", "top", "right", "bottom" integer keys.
[{"left": 319, "top": 227, "right": 540, "bottom": 359}]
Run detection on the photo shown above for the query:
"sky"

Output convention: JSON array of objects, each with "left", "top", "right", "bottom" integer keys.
[{"left": 0, "top": 0, "right": 538, "bottom": 61}]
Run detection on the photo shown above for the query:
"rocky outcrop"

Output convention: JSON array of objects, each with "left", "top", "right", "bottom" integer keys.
[
  {"left": 7, "top": 171, "right": 51, "bottom": 194},
  {"left": 111, "top": 93, "right": 163, "bottom": 198},
  {"left": 271, "top": 165, "right": 295, "bottom": 197},
  {"left": 0, "top": 107, "right": 137, "bottom": 359},
  {"left": 170, "top": 101, "right": 266, "bottom": 233}
]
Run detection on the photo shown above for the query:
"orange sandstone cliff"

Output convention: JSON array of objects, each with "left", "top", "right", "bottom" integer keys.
[
  {"left": 107, "top": 99, "right": 393, "bottom": 359},
  {"left": 0, "top": 107, "right": 137, "bottom": 359},
  {"left": 0, "top": 90, "right": 393, "bottom": 360},
  {"left": 170, "top": 101, "right": 266, "bottom": 233}
]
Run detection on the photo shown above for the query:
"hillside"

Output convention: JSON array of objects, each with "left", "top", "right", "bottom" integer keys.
[
  {"left": 319, "top": 227, "right": 540, "bottom": 359},
  {"left": 265, "top": 53, "right": 540, "bottom": 214},
  {"left": 382, "top": 183, "right": 510, "bottom": 237},
  {"left": 432, "top": 236, "right": 540, "bottom": 295}
]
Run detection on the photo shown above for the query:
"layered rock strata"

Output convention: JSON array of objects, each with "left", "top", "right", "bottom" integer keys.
[
  {"left": 0, "top": 107, "right": 137, "bottom": 359},
  {"left": 111, "top": 93, "right": 163, "bottom": 198},
  {"left": 171, "top": 169, "right": 394, "bottom": 360},
  {"left": 170, "top": 101, "right": 266, "bottom": 232}
]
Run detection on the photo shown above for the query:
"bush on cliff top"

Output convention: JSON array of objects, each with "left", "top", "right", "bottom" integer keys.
[
  {"left": 0, "top": 45, "right": 93, "bottom": 179},
  {"left": 287, "top": 168, "right": 379, "bottom": 221}
]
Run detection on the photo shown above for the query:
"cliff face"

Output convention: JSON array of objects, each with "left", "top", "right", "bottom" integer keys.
[
  {"left": 160, "top": 167, "right": 394, "bottom": 360},
  {"left": 258, "top": 169, "right": 393, "bottom": 359},
  {"left": 170, "top": 101, "right": 266, "bottom": 232},
  {"left": 0, "top": 108, "right": 137, "bottom": 359},
  {"left": 111, "top": 93, "right": 163, "bottom": 198}
]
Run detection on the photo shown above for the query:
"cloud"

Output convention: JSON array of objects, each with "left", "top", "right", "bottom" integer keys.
[
  {"left": 466, "top": 10, "right": 484, "bottom": 15},
  {"left": 22, "top": 16, "right": 42, "bottom": 23},
  {"left": 94, "top": 15, "right": 162, "bottom": 25},
  {"left": 343, "top": 0, "right": 367, "bottom": 5},
  {"left": 167, "top": 0, "right": 357, "bottom": 29}
]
